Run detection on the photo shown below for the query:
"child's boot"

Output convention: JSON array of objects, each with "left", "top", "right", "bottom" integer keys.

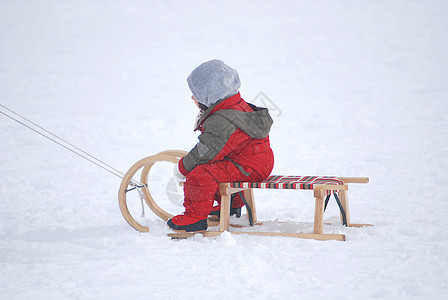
[
  {"left": 209, "top": 193, "right": 244, "bottom": 219},
  {"left": 168, "top": 185, "right": 213, "bottom": 232},
  {"left": 167, "top": 213, "right": 207, "bottom": 232}
]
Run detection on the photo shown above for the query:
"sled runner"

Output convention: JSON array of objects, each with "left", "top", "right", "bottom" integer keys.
[{"left": 118, "top": 150, "right": 371, "bottom": 241}]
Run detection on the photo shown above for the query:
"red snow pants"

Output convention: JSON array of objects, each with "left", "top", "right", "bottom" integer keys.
[{"left": 183, "top": 149, "right": 274, "bottom": 218}]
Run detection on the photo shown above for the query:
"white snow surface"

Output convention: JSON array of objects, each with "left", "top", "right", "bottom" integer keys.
[{"left": 1, "top": 1, "right": 448, "bottom": 299}]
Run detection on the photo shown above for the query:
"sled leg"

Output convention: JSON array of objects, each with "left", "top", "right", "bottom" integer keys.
[
  {"left": 219, "top": 192, "right": 231, "bottom": 232},
  {"left": 313, "top": 189, "right": 325, "bottom": 234},
  {"left": 243, "top": 188, "right": 257, "bottom": 224}
]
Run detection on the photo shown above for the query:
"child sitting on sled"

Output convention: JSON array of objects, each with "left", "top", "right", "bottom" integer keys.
[{"left": 168, "top": 59, "right": 274, "bottom": 232}]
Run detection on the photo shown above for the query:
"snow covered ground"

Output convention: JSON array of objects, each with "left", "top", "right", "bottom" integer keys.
[{"left": 1, "top": 0, "right": 448, "bottom": 299}]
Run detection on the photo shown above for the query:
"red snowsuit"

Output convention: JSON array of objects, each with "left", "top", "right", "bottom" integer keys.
[{"left": 178, "top": 93, "right": 274, "bottom": 218}]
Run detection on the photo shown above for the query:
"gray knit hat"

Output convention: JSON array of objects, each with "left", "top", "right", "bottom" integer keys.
[{"left": 187, "top": 59, "right": 241, "bottom": 107}]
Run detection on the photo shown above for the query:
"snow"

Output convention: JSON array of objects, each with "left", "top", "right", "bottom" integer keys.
[{"left": 1, "top": 0, "right": 448, "bottom": 299}]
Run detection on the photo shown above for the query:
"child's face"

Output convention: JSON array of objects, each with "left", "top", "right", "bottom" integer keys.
[{"left": 191, "top": 95, "right": 200, "bottom": 109}]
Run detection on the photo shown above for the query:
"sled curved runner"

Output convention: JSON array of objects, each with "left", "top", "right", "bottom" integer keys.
[{"left": 118, "top": 150, "right": 188, "bottom": 232}]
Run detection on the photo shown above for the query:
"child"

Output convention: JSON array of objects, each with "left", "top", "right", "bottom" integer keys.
[{"left": 168, "top": 59, "right": 274, "bottom": 232}]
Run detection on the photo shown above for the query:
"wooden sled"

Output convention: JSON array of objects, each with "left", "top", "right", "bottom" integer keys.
[{"left": 119, "top": 150, "right": 371, "bottom": 241}]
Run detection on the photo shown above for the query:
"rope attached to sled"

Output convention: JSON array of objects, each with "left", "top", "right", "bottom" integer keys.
[{"left": 0, "top": 103, "right": 143, "bottom": 186}]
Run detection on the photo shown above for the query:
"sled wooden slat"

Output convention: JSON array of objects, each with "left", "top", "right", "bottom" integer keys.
[
  {"left": 168, "top": 231, "right": 345, "bottom": 241},
  {"left": 339, "top": 177, "right": 369, "bottom": 184}
]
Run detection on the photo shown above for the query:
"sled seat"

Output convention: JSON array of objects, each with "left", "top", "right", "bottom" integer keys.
[{"left": 216, "top": 175, "right": 370, "bottom": 241}]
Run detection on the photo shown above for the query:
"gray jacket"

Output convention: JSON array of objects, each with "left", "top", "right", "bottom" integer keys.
[{"left": 182, "top": 98, "right": 273, "bottom": 173}]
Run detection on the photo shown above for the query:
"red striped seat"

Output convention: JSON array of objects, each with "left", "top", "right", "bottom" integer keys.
[{"left": 229, "top": 175, "right": 344, "bottom": 190}]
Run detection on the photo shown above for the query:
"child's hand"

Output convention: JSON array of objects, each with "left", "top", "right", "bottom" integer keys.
[{"left": 173, "top": 163, "right": 186, "bottom": 182}]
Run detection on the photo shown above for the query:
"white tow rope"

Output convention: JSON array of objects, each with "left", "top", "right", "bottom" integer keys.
[{"left": 0, "top": 103, "right": 144, "bottom": 187}]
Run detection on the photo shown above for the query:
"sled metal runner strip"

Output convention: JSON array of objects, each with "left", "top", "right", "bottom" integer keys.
[
  {"left": 238, "top": 191, "right": 254, "bottom": 226},
  {"left": 324, "top": 193, "right": 347, "bottom": 226}
]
